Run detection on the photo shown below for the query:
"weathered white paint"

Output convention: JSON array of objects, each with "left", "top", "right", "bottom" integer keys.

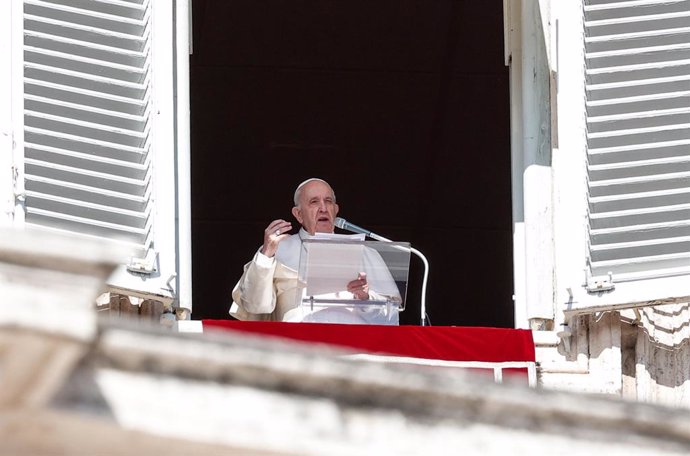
[
  {"left": 536, "top": 308, "right": 690, "bottom": 411},
  {"left": 175, "top": 0, "right": 193, "bottom": 313},
  {"left": 150, "top": 0, "right": 177, "bottom": 301},
  {"left": 0, "top": 0, "right": 13, "bottom": 226},
  {"left": 537, "top": 0, "right": 553, "bottom": 70},
  {"left": 551, "top": 0, "right": 588, "bottom": 330},
  {"left": 521, "top": 0, "right": 555, "bottom": 323},
  {"left": 634, "top": 327, "right": 690, "bottom": 408},
  {"left": 507, "top": 0, "right": 555, "bottom": 325},
  {"left": 10, "top": 0, "right": 24, "bottom": 226},
  {"left": 537, "top": 314, "right": 625, "bottom": 395},
  {"left": 506, "top": 0, "right": 528, "bottom": 329},
  {"left": 565, "top": 276, "right": 690, "bottom": 317},
  {"left": 639, "top": 304, "right": 690, "bottom": 349}
]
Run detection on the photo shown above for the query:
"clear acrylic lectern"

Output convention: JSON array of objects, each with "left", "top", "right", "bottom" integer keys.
[{"left": 296, "top": 237, "right": 410, "bottom": 324}]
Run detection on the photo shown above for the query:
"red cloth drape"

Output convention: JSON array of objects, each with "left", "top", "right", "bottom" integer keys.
[{"left": 202, "top": 320, "right": 535, "bottom": 363}]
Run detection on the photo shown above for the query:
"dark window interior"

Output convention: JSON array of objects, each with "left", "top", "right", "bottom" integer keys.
[{"left": 190, "top": 0, "right": 513, "bottom": 326}]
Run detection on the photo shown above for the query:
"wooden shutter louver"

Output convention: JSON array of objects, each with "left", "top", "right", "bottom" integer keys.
[
  {"left": 584, "top": 0, "right": 690, "bottom": 284},
  {"left": 22, "top": 0, "right": 153, "bottom": 256}
]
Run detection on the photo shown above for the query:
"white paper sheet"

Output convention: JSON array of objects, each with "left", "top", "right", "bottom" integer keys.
[{"left": 303, "top": 233, "right": 365, "bottom": 296}]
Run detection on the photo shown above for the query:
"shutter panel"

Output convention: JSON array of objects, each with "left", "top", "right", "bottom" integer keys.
[
  {"left": 584, "top": 0, "right": 690, "bottom": 285},
  {"left": 22, "top": 0, "right": 153, "bottom": 256}
]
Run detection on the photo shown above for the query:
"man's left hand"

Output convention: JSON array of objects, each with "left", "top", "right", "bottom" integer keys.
[{"left": 347, "top": 272, "right": 369, "bottom": 300}]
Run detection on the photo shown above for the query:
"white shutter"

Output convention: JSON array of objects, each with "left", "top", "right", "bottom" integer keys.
[
  {"left": 584, "top": 0, "right": 690, "bottom": 286},
  {"left": 19, "top": 0, "right": 179, "bottom": 304},
  {"left": 23, "top": 0, "right": 152, "bottom": 252}
]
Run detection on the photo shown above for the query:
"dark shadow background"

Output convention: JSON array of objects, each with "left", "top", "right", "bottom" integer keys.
[{"left": 190, "top": 0, "right": 513, "bottom": 326}]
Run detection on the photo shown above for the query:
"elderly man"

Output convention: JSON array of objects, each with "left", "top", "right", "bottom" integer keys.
[{"left": 230, "top": 178, "right": 400, "bottom": 324}]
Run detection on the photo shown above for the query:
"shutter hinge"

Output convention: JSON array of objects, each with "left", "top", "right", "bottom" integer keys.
[
  {"left": 585, "top": 270, "right": 615, "bottom": 293},
  {"left": 11, "top": 165, "right": 25, "bottom": 203},
  {"left": 127, "top": 248, "right": 158, "bottom": 274}
]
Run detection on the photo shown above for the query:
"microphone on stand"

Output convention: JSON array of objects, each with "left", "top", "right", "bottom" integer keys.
[
  {"left": 334, "top": 217, "right": 389, "bottom": 242},
  {"left": 333, "top": 217, "right": 430, "bottom": 326}
]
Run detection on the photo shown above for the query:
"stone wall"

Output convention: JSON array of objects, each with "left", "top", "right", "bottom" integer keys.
[{"left": 538, "top": 306, "right": 690, "bottom": 409}]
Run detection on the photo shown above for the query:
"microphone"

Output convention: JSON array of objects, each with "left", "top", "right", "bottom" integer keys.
[
  {"left": 335, "top": 217, "right": 389, "bottom": 242},
  {"left": 334, "top": 217, "right": 372, "bottom": 237}
]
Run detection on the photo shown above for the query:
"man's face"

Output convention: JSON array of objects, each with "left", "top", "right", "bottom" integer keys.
[{"left": 291, "top": 181, "right": 339, "bottom": 235}]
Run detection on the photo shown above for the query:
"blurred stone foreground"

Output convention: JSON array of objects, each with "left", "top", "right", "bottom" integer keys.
[{"left": 2, "top": 229, "right": 690, "bottom": 456}]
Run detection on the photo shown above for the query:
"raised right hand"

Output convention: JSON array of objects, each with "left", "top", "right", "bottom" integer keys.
[{"left": 260, "top": 219, "right": 293, "bottom": 257}]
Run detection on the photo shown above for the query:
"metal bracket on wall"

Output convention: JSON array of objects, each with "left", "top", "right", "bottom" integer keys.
[
  {"left": 127, "top": 249, "right": 158, "bottom": 274},
  {"left": 585, "top": 270, "right": 615, "bottom": 293}
]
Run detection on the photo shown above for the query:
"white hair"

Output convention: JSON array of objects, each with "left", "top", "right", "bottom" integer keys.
[{"left": 293, "top": 178, "right": 336, "bottom": 206}]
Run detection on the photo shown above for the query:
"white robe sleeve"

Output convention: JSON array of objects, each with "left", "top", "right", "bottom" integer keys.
[{"left": 230, "top": 250, "right": 278, "bottom": 320}]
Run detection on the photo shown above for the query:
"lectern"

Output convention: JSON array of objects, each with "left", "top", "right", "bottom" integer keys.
[{"left": 295, "top": 237, "right": 410, "bottom": 324}]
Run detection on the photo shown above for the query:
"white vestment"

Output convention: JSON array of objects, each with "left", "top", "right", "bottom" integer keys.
[{"left": 230, "top": 229, "right": 400, "bottom": 325}]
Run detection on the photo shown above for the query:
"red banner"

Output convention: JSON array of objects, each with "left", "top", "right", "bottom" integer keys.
[{"left": 202, "top": 320, "right": 535, "bottom": 363}]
